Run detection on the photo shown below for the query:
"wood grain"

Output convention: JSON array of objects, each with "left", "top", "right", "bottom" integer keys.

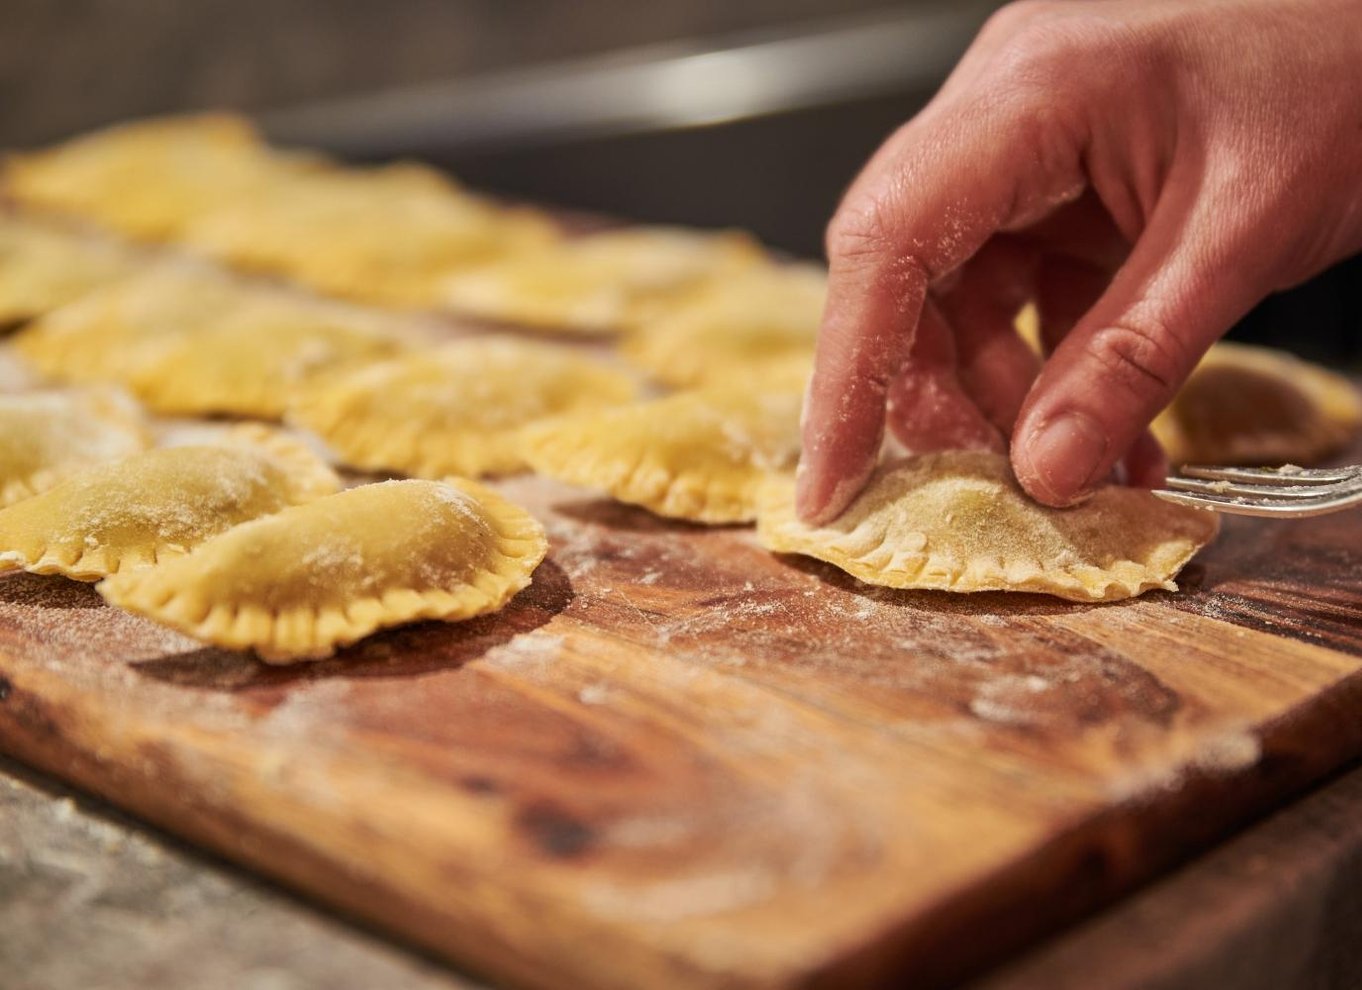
[{"left": 1, "top": 466, "right": 1361, "bottom": 990}]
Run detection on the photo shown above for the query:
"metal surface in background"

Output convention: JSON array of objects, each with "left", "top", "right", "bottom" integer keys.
[{"left": 261, "top": 3, "right": 998, "bottom": 157}]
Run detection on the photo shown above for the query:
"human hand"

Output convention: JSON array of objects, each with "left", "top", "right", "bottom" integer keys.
[{"left": 797, "top": 0, "right": 1362, "bottom": 522}]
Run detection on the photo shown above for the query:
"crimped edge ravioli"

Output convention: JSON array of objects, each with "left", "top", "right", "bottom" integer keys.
[
  {"left": 0, "top": 425, "right": 339, "bottom": 581},
  {"left": 97, "top": 478, "right": 547, "bottom": 662},
  {"left": 757, "top": 451, "right": 1220, "bottom": 602}
]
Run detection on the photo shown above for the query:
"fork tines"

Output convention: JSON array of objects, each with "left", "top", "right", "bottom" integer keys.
[{"left": 1152, "top": 463, "right": 1362, "bottom": 518}]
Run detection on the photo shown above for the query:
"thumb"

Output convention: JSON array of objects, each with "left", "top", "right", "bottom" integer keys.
[{"left": 1012, "top": 200, "right": 1266, "bottom": 506}]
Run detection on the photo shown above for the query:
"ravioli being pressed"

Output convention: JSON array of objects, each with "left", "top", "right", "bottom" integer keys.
[
  {"left": 442, "top": 227, "right": 766, "bottom": 333},
  {"left": 520, "top": 388, "right": 803, "bottom": 522},
  {"left": 2, "top": 115, "right": 311, "bottom": 241},
  {"left": 0, "top": 388, "right": 148, "bottom": 507},
  {"left": 757, "top": 451, "right": 1219, "bottom": 602},
  {"left": 1151, "top": 342, "right": 1362, "bottom": 466},
  {"left": 182, "top": 162, "right": 555, "bottom": 307},
  {"left": 621, "top": 263, "right": 824, "bottom": 388},
  {"left": 0, "top": 425, "right": 339, "bottom": 581},
  {"left": 0, "top": 216, "right": 137, "bottom": 325},
  {"left": 98, "top": 479, "right": 548, "bottom": 663},
  {"left": 290, "top": 338, "right": 639, "bottom": 478}
]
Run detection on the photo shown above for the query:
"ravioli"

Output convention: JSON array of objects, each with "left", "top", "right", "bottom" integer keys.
[
  {"left": 98, "top": 479, "right": 548, "bottom": 663},
  {"left": 443, "top": 227, "right": 766, "bottom": 333},
  {"left": 126, "top": 308, "right": 408, "bottom": 418},
  {"left": 291, "top": 338, "right": 639, "bottom": 478},
  {"left": 520, "top": 388, "right": 803, "bottom": 522},
  {"left": 14, "top": 266, "right": 408, "bottom": 416},
  {"left": 13, "top": 266, "right": 270, "bottom": 384},
  {"left": 621, "top": 263, "right": 824, "bottom": 388},
  {"left": 182, "top": 162, "right": 555, "bottom": 307},
  {"left": 0, "top": 217, "right": 137, "bottom": 326},
  {"left": 758, "top": 450, "right": 1218, "bottom": 602},
  {"left": 0, "top": 388, "right": 148, "bottom": 507},
  {"left": 0, "top": 425, "right": 339, "bottom": 581},
  {"left": 1152, "top": 342, "right": 1362, "bottom": 466},
  {"left": 3, "top": 115, "right": 309, "bottom": 241}
]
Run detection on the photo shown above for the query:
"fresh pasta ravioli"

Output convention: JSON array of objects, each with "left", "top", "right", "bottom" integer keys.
[
  {"left": 0, "top": 388, "right": 148, "bottom": 507},
  {"left": 290, "top": 337, "right": 639, "bottom": 478},
  {"left": 0, "top": 425, "right": 339, "bottom": 581},
  {"left": 2, "top": 115, "right": 310, "bottom": 241},
  {"left": 182, "top": 162, "right": 555, "bottom": 307},
  {"left": 14, "top": 266, "right": 408, "bottom": 417},
  {"left": 98, "top": 479, "right": 548, "bottom": 663},
  {"left": 757, "top": 450, "right": 1219, "bottom": 602},
  {"left": 621, "top": 263, "right": 824, "bottom": 388},
  {"left": 520, "top": 388, "right": 803, "bottom": 523},
  {"left": 0, "top": 216, "right": 137, "bottom": 325},
  {"left": 1152, "top": 342, "right": 1362, "bottom": 466},
  {"left": 443, "top": 227, "right": 766, "bottom": 333}
]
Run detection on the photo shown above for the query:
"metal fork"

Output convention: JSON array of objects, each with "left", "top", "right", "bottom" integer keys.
[{"left": 1152, "top": 464, "right": 1362, "bottom": 518}]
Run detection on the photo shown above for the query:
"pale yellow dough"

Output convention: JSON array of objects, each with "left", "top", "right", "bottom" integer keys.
[
  {"left": 621, "top": 263, "right": 824, "bottom": 388},
  {"left": 757, "top": 450, "right": 1219, "bottom": 602},
  {"left": 14, "top": 267, "right": 408, "bottom": 417},
  {"left": 1152, "top": 342, "right": 1362, "bottom": 466},
  {"left": 181, "top": 162, "right": 556, "bottom": 307},
  {"left": 521, "top": 388, "right": 803, "bottom": 523},
  {"left": 2, "top": 114, "right": 312, "bottom": 241},
  {"left": 443, "top": 227, "right": 766, "bottom": 333},
  {"left": 0, "top": 216, "right": 137, "bottom": 325},
  {"left": 0, "top": 425, "right": 339, "bottom": 581},
  {"left": 290, "top": 338, "right": 639, "bottom": 478},
  {"left": 98, "top": 479, "right": 548, "bottom": 663},
  {"left": 0, "top": 388, "right": 148, "bottom": 507}
]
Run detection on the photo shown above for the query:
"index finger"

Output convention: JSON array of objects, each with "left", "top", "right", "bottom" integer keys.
[{"left": 796, "top": 94, "right": 1088, "bottom": 524}]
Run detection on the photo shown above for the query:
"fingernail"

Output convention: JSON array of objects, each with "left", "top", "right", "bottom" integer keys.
[{"left": 1021, "top": 412, "right": 1108, "bottom": 505}]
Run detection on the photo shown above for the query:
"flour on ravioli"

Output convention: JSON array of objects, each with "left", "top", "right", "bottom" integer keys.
[
  {"left": 98, "top": 479, "right": 547, "bottom": 663},
  {"left": 0, "top": 388, "right": 148, "bottom": 507},
  {"left": 291, "top": 337, "right": 639, "bottom": 478},
  {"left": 0, "top": 425, "right": 338, "bottom": 580},
  {"left": 521, "top": 388, "right": 802, "bottom": 523},
  {"left": 757, "top": 451, "right": 1219, "bottom": 602}
]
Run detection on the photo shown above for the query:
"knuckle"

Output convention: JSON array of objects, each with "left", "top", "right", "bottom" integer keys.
[
  {"left": 1088, "top": 318, "right": 1193, "bottom": 407},
  {"left": 978, "top": 1, "right": 1065, "bottom": 46}
]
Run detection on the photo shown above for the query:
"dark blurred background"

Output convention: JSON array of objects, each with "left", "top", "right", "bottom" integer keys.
[{"left": 1, "top": 0, "right": 1356, "bottom": 359}]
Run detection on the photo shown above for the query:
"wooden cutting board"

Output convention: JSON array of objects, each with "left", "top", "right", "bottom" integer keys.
[{"left": 2, "top": 466, "right": 1362, "bottom": 990}]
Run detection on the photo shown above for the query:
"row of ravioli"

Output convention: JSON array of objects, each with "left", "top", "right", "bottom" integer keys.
[{"left": 0, "top": 116, "right": 1359, "bottom": 648}]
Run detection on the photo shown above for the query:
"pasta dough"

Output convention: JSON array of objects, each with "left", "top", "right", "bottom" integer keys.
[
  {"left": 443, "top": 227, "right": 766, "bottom": 333},
  {"left": 14, "top": 267, "right": 408, "bottom": 417},
  {"left": 1152, "top": 342, "right": 1362, "bottom": 466},
  {"left": 182, "top": 162, "right": 555, "bottom": 307},
  {"left": 0, "top": 425, "right": 339, "bottom": 580},
  {"left": 98, "top": 479, "right": 548, "bottom": 663},
  {"left": 290, "top": 338, "right": 639, "bottom": 478},
  {"left": 3, "top": 115, "right": 309, "bottom": 241},
  {"left": 757, "top": 450, "right": 1219, "bottom": 602},
  {"left": 520, "top": 388, "right": 803, "bottom": 522},
  {"left": 0, "top": 388, "right": 148, "bottom": 507},
  {"left": 0, "top": 217, "right": 137, "bottom": 326},
  {"left": 621, "top": 263, "right": 824, "bottom": 388}
]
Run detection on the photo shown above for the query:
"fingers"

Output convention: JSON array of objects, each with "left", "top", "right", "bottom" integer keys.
[
  {"left": 886, "top": 299, "right": 1004, "bottom": 455},
  {"left": 796, "top": 89, "right": 1089, "bottom": 524},
  {"left": 1012, "top": 193, "right": 1264, "bottom": 506},
  {"left": 934, "top": 238, "right": 1042, "bottom": 434}
]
